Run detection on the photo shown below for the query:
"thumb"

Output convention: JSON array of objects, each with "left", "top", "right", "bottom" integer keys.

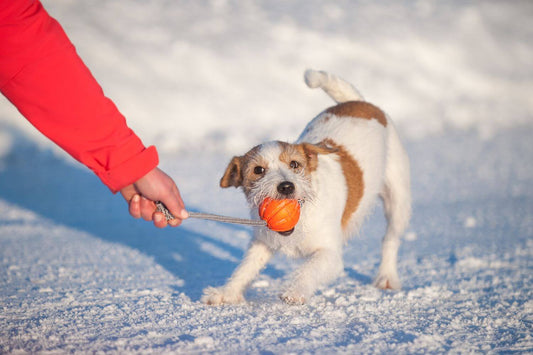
[{"left": 158, "top": 190, "right": 189, "bottom": 221}]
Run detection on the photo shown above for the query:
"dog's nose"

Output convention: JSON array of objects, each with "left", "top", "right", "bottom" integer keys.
[{"left": 277, "top": 181, "right": 295, "bottom": 196}]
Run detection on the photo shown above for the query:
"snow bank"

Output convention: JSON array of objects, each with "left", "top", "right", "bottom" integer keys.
[{"left": 1, "top": 0, "right": 532, "bottom": 155}]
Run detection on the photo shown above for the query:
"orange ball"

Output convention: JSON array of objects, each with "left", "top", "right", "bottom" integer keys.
[{"left": 258, "top": 197, "right": 301, "bottom": 232}]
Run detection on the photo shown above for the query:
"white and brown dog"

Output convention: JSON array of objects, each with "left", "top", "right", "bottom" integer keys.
[{"left": 202, "top": 70, "right": 411, "bottom": 305}]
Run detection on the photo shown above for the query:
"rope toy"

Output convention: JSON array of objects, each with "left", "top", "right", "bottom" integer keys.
[
  {"left": 156, "top": 202, "right": 265, "bottom": 226},
  {"left": 155, "top": 198, "right": 302, "bottom": 232}
]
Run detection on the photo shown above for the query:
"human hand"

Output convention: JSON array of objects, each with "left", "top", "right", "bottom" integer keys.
[{"left": 120, "top": 167, "right": 188, "bottom": 228}]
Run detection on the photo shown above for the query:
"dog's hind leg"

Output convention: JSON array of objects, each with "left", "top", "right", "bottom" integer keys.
[{"left": 374, "top": 123, "right": 411, "bottom": 290}]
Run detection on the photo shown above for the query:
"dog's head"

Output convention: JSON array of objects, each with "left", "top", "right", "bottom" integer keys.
[{"left": 220, "top": 141, "right": 336, "bottom": 207}]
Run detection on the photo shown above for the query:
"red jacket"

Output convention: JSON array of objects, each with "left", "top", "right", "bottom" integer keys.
[{"left": 0, "top": 0, "right": 158, "bottom": 193}]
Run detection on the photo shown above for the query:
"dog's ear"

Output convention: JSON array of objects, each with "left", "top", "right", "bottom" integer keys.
[
  {"left": 302, "top": 142, "right": 338, "bottom": 155},
  {"left": 220, "top": 156, "right": 244, "bottom": 188},
  {"left": 301, "top": 142, "right": 337, "bottom": 171}
]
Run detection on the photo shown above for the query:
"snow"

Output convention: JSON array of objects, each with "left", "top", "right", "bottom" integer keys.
[{"left": 1, "top": 0, "right": 532, "bottom": 353}]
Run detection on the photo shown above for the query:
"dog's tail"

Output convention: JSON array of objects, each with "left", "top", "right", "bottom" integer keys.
[{"left": 304, "top": 69, "right": 364, "bottom": 103}]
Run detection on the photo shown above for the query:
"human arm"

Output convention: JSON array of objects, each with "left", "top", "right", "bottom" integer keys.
[{"left": 0, "top": 0, "right": 187, "bottom": 227}]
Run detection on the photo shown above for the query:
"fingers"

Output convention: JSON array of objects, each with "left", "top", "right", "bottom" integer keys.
[
  {"left": 120, "top": 167, "right": 188, "bottom": 228},
  {"left": 127, "top": 194, "right": 183, "bottom": 228},
  {"left": 128, "top": 194, "right": 142, "bottom": 219},
  {"left": 127, "top": 194, "right": 156, "bottom": 224},
  {"left": 153, "top": 212, "right": 169, "bottom": 228},
  {"left": 162, "top": 202, "right": 188, "bottom": 228},
  {"left": 140, "top": 197, "right": 155, "bottom": 221},
  {"left": 156, "top": 199, "right": 187, "bottom": 228},
  {"left": 139, "top": 197, "right": 173, "bottom": 228}
]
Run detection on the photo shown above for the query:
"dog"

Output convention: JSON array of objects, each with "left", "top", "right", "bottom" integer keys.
[{"left": 201, "top": 69, "right": 411, "bottom": 305}]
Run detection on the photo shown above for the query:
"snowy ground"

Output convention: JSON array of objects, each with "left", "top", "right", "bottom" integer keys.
[{"left": 1, "top": 0, "right": 532, "bottom": 353}]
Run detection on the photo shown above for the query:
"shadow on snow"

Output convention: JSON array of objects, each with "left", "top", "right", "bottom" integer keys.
[{"left": 0, "top": 126, "right": 283, "bottom": 300}]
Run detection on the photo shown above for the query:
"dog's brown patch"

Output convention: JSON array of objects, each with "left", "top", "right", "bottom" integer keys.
[
  {"left": 277, "top": 141, "right": 336, "bottom": 175},
  {"left": 322, "top": 138, "right": 364, "bottom": 230},
  {"left": 278, "top": 142, "right": 306, "bottom": 174},
  {"left": 326, "top": 101, "right": 387, "bottom": 127}
]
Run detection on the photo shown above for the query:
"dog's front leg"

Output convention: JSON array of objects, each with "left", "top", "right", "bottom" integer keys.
[
  {"left": 202, "top": 240, "right": 273, "bottom": 305},
  {"left": 280, "top": 248, "right": 343, "bottom": 305}
]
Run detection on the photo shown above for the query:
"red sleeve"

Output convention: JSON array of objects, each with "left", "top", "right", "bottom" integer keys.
[{"left": 0, "top": 0, "right": 158, "bottom": 193}]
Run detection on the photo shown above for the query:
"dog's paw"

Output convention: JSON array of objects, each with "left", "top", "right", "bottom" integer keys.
[
  {"left": 373, "top": 272, "right": 401, "bottom": 290},
  {"left": 280, "top": 292, "right": 306, "bottom": 305},
  {"left": 201, "top": 286, "right": 244, "bottom": 305}
]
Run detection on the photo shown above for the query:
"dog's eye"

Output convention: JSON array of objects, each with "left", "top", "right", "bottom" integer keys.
[
  {"left": 290, "top": 161, "right": 300, "bottom": 169},
  {"left": 254, "top": 166, "right": 265, "bottom": 175}
]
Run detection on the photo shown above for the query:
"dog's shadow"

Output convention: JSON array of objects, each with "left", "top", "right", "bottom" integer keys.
[
  {"left": 0, "top": 126, "right": 283, "bottom": 300},
  {"left": 344, "top": 269, "right": 373, "bottom": 285}
]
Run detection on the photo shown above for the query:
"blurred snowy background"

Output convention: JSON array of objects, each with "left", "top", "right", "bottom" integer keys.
[{"left": 1, "top": 0, "right": 532, "bottom": 353}]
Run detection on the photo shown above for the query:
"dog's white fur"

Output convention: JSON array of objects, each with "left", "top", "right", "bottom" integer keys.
[{"left": 202, "top": 70, "right": 411, "bottom": 305}]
